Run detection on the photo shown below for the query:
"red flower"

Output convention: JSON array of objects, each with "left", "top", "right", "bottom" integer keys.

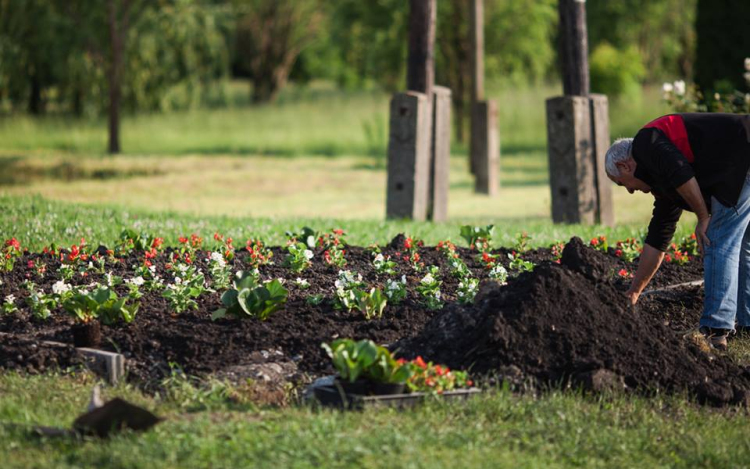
[
  {"left": 414, "top": 356, "right": 428, "bottom": 370},
  {"left": 5, "top": 238, "right": 21, "bottom": 250},
  {"left": 333, "top": 229, "right": 344, "bottom": 236},
  {"left": 145, "top": 248, "right": 157, "bottom": 259},
  {"left": 214, "top": 232, "right": 223, "bottom": 242},
  {"left": 590, "top": 238, "right": 599, "bottom": 246},
  {"left": 178, "top": 236, "right": 188, "bottom": 244},
  {"left": 467, "top": 380, "right": 474, "bottom": 387},
  {"left": 152, "top": 237, "right": 164, "bottom": 249},
  {"left": 404, "top": 237, "right": 413, "bottom": 250},
  {"left": 665, "top": 254, "right": 672, "bottom": 263},
  {"left": 27, "top": 260, "right": 35, "bottom": 268},
  {"left": 618, "top": 269, "right": 629, "bottom": 278},
  {"left": 615, "top": 249, "right": 622, "bottom": 257}
]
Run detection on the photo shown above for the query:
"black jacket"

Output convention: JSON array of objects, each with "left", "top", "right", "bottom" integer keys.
[{"left": 632, "top": 113, "right": 750, "bottom": 251}]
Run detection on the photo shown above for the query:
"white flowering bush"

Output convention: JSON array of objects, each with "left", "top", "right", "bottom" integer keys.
[
  {"left": 457, "top": 278, "right": 479, "bottom": 305},
  {"left": 663, "top": 58, "right": 750, "bottom": 113},
  {"left": 372, "top": 253, "right": 397, "bottom": 275},
  {"left": 489, "top": 264, "right": 508, "bottom": 285},
  {"left": 334, "top": 270, "right": 365, "bottom": 311},
  {"left": 416, "top": 266, "right": 442, "bottom": 310},
  {"left": 207, "top": 250, "right": 232, "bottom": 290},
  {"left": 385, "top": 275, "right": 408, "bottom": 305},
  {"left": 2, "top": 294, "right": 18, "bottom": 315},
  {"left": 284, "top": 242, "right": 314, "bottom": 273},
  {"left": 295, "top": 277, "right": 311, "bottom": 289}
]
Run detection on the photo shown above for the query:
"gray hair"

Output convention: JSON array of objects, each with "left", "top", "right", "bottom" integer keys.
[{"left": 605, "top": 138, "right": 634, "bottom": 177}]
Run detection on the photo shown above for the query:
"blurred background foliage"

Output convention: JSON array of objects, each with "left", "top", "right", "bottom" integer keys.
[{"left": 0, "top": 0, "right": 746, "bottom": 138}]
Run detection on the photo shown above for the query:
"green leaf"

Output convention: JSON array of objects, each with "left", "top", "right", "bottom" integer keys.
[{"left": 211, "top": 308, "right": 227, "bottom": 321}]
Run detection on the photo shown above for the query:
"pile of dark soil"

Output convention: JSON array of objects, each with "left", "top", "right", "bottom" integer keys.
[{"left": 399, "top": 237, "right": 749, "bottom": 405}]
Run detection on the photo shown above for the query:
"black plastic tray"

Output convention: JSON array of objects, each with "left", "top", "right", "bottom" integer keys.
[{"left": 313, "top": 385, "right": 481, "bottom": 409}]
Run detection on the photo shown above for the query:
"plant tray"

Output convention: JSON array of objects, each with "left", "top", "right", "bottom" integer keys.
[{"left": 313, "top": 385, "right": 481, "bottom": 410}]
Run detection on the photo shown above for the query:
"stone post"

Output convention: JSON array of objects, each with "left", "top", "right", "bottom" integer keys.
[{"left": 429, "top": 86, "right": 451, "bottom": 221}]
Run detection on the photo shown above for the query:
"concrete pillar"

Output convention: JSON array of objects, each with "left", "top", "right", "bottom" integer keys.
[
  {"left": 589, "top": 94, "right": 614, "bottom": 226},
  {"left": 386, "top": 92, "right": 431, "bottom": 220},
  {"left": 429, "top": 86, "right": 451, "bottom": 221},
  {"left": 546, "top": 96, "right": 596, "bottom": 224},
  {"left": 472, "top": 100, "right": 499, "bottom": 196}
]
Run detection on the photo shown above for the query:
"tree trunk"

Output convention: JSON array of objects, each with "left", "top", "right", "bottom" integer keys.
[
  {"left": 28, "top": 73, "right": 44, "bottom": 115},
  {"left": 107, "top": 0, "right": 127, "bottom": 154}
]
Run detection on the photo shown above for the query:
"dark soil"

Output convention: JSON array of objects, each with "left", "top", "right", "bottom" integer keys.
[
  {"left": 398, "top": 238, "right": 748, "bottom": 406},
  {"left": 2, "top": 235, "right": 725, "bottom": 403}
]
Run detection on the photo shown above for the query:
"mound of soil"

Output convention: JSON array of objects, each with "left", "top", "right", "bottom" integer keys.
[{"left": 400, "top": 237, "right": 750, "bottom": 405}]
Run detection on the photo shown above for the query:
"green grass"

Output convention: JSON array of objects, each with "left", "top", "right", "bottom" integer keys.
[
  {"left": 0, "top": 81, "right": 669, "bottom": 157},
  {"left": 0, "top": 194, "right": 694, "bottom": 251},
  {"left": 2, "top": 372, "right": 750, "bottom": 468}
]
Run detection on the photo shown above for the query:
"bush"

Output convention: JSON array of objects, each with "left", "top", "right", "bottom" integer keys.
[{"left": 589, "top": 42, "right": 645, "bottom": 99}]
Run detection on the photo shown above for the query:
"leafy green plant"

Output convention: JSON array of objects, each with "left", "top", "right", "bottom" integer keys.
[
  {"left": 25, "top": 290, "right": 56, "bottom": 321},
  {"left": 489, "top": 264, "right": 508, "bottom": 284},
  {"left": 508, "top": 253, "right": 534, "bottom": 274},
  {"left": 322, "top": 339, "right": 412, "bottom": 385},
  {"left": 207, "top": 251, "right": 232, "bottom": 290},
  {"left": 2, "top": 238, "right": 23, "bottom": 272},
  {"left": 460, "top": 225, "right": 494, "bottom": 251},
  {"left": 614, "top": 237, "right": 641, "bottom": 263},
  {"left": 162, "top": 264, "right": 210, "bottom": 314},
  {"left": 306, "top": 293, "right": 325, "bottom": 306},
  {"left": 245, "top": 238, "right": 273, "bottom": 268},
  {"left": 416, "top": 266, "right": 442, "bottom": 310},
  {"left": 401, "top": 356, "right": 473, "bottom": 393},
  {"left": 448, "top": 256, "right": 471, "bottom": 279},
  {"left": 384, "top": 276, "right": 407, "bottom": 305},
  {"left": 63, "top": 287, "right": 139, "bottom": 325},
  {"left": 457, "top": 278, "right": 479, "bottom": 304},
  {"left": 513, "top": 232, "right": 531, "bottom": 253},
  {"left": 212, "top": 271, "right": 288, "bottom": 321},
  {"left": 372, "top": 253, "right": 397, "bottom": 275},
  {"left": 353, "top": 288, "right": 388, "bottom": 320},
  {"left": 285, "top": 226, "right": 319, "bottom": 249},
  {"left": 284, "top": 242, "right": 313, "bottom": 273},
  {"left": 116, "top": 229, "right": 161, "bottom": 255},
  {"left": 319, "top": 229, "right": 347, "bottom": 267},
  {"left": 2, "top": 294, "right": 18, "bottom": 315},
  {"left": 334, "top": 270, "right": 365, "bottom": 311}
]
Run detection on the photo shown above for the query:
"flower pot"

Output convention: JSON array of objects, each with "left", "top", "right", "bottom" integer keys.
[
  {"left": 334, "top": 378, "right": 406, "bottom": 396},
  {"left": 73, "top": 321, "right": 101, "bottom": 348},
  {"left": 371, "top": 382, "right": 406, "bottom": 396}
]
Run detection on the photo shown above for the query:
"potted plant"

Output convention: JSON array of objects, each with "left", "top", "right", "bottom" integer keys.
[
  {"left": 62, "top": 286, "right": 139, "bottom": 347},
  {"left": 321, "top": 339, "right": 413, "bottom": 396}
]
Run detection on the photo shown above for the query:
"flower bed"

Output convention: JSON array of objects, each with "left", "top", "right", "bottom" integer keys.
[{"left": 0, "top": 230, "right": 706, "bottom": 393}]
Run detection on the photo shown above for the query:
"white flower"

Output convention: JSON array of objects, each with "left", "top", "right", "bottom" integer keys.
[
  {"left": 421, "top": 273, "right": 435, "bottom": 285},
  {"left": 149, "top": 265, "right": 157, "bottom": 274},
  {"left": 4, "top": 294, "right": 15, "bottom": 304},
  {"left": 304, "top": 249, "right": 314, "bottom": 260},
  {"left": 127, "top": 276, "right": 145, "bottom": 287},
  {"left": 373, "top": 253, "right": 384, "bottom": 264},
  {"left": 401, "top": 275, "right": 407, "bottom": 284},
  {"left": 662, "top": 82, "right": 673, "bottom": 93},
  {"left": 177, "top": 263, "right": 189, "bottom": 273},
  {"left": 433, "top": 290, "right": 441, "bottom": 300},
  {"left": 52, "top": 280, "right": 71, "bottom": 295},
  {"left": 674, "top": 80, "right": 686, "bottom": 96},
  {"left": 295, "top": 278, "right": 310, "bottom": 288},
  {"left": 745, "top": 57, "right": 750, "bottom": 71},
  {"left": 174, "top": 277, "right": 183, "bottom": 285}
]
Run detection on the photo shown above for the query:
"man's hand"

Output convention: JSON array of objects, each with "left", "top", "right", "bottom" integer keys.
[
  {"left": 625, "top": 289, "right": 640, "bottom": 306},
  {"left": 695, "top": 216, "right": 711, "bottom": 255}
]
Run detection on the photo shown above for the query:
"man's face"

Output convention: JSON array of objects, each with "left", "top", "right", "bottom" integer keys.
[{"left": 608, "top": 158, "right": 652, "bottom": 194}]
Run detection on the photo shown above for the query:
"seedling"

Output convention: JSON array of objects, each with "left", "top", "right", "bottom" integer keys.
[
  {"left": 212, "top": 271, "right": 288, "bottom": 321},
  {"left": 460, "top": 225, "right": 494, "bottom": 252},
  {"left": 63, "top": 287, "right": 139, "bottom": 325}
]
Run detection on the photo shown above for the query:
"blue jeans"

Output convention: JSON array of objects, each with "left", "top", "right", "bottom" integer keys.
[{"left": 701, "top": 171, "right": 750, "bottom": 331}]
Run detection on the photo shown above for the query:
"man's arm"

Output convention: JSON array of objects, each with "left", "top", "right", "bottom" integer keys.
[
  {"left": 626, "top": 244, "right": 664, "bottom": 305},
  {"left": 675, "top": 177, "right": 711, "bottom": 253}
]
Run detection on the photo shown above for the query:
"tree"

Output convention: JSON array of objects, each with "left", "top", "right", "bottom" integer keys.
[
  {"left": 233, "top": 0, "right": 323, "bottom": 103},
  {"left": 694, "top": 0, "right": 750, "bottom": 92}
]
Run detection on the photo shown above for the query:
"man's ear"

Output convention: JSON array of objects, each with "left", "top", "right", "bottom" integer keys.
[{"left": 616, "top": 158, "right": 635, "bottom": 175}]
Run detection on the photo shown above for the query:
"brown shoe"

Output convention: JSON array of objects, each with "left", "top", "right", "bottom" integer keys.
[{"left": 699, "top": 326, "right": 729, "bottom": 351}]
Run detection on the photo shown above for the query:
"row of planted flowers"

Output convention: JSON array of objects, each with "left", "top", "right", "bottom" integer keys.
[{"left": 0, "top": 226, "right": 700, "bottom": 330}]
